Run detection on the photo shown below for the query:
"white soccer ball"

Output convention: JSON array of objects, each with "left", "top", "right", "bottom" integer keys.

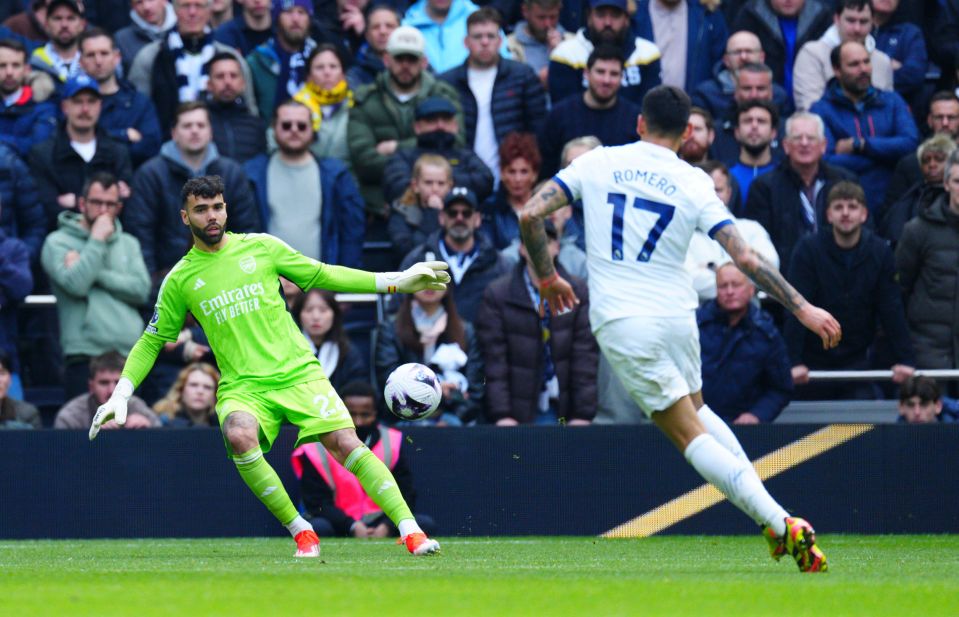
[{"left": 384, "top": 363, "right": 442, "bottom": 421}]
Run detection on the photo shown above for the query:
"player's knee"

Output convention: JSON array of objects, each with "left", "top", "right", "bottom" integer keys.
[
  {"left": 320, "top": 429, "right": 364, "bottom": 464},
  {"left": 223, "top": 411, "right": 259, "bottom": 453}
]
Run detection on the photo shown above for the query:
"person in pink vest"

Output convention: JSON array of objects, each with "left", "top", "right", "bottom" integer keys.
[{"left": 291, "top": 381, "right": 436, "bottom": 537}]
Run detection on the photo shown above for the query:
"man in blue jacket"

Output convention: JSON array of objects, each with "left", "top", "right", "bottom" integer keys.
[
  {"left": 697, "top": 262, "right": 792, "bottom": 424},
  {"left": 0, "top": 142, "right": 45, "bottom": 263},
  {"left": 871, "top": 0, "right": 928, "bottom": 107},
  {"left": 810, "top": 41, "right": 918, "bottom": 214},
  {"left": 402, "top": 0, "right": 510, "bottom": 74},
  {"left": 786, "top": 180, "right": 914, "bottom": 400},
  {"left": 0, "top": 37, "right": 56, "bottom": 158},
  {"left": 78, "top": 28, "right": 162, "bottom": 167},
  {"left": 245, "top": 99, "right": 364, "bottom": 268}
]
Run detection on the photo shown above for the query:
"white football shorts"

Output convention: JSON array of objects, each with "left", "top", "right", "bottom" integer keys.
[{"left": 594, "top": 314, "right": 702, "bottom": 417}]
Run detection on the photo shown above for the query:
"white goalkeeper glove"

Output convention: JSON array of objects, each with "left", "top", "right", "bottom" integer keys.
[
  {"left": 89, "top": 377, "right": 134, "bottom": 441},
  {"left": 375, "top": 261, "right": 451, "bottom": 294}
]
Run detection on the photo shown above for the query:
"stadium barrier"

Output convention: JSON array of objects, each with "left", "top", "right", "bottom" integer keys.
[{"left": 1, "top": 424, "right": 956, "bottom": 539}]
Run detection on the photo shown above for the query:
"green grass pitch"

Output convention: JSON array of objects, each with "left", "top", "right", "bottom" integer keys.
[{"left": 2, "top": 535, "right": 958, "bottom": 616}]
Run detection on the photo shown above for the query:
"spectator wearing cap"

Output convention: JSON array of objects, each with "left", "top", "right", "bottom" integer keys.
[
  {"left": 402, "top": 0, "right": 511, "bottom": 75},
  {"left": 245, "top": 99, "right": 364, "bottom": 267},
  {"left": 0, "top": 37, "right": 57, "bottom": 158},
  {"left": 346, "top": 4, "right": 400, "bottom": 90},
  {"left": 439, "top": 7, "right": 546, "bottom": 187},
  {"left": 28, "top": 75, "right": 134, "bottom": 232},
  {"left": 383, "top": 96, "right": 493, "bottom": 208},
  {"left": 29, "top": 0, "right": 84, "bottom": 86},
  {"left": 348, "top": 25, "right": 463, "bottom": 217},
  {"left": 538, "top": 44, "right": 640, "bottom": 176},
  {"left": 399, "top": 186, "right": 509, "bottom": 322},
  {"left": 476, "top": 216, "right": 597, "bottom": 426},
  {"left": 214, "top": 0, "right": 273, "bottom": 57},
  {"left": 129, "top": 0, "right": 257, "bottom": 135},
  {"left": 78, "top": 27, "right": 163, "bottom": 167},
  {"left": 115, "top": 0, "right": 177, "bottom": 75},
  {"left": 204, "top": 51, "right": 268, "bottom": 163},
  {"left": 548, "top": 0, "right": 661, "bottom": 106},
  {"left": 246, "top": 0, "right": 325, "bottom": 121},
  {"left": 631, "top": 0, "right": 727, "bottom": 94}
]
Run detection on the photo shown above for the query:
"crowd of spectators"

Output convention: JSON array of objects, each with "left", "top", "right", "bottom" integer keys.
[{"left": 2, "top": 0, "right": 959, "bottom": 430}]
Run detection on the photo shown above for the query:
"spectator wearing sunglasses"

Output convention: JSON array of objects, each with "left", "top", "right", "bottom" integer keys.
[{"left": 245, "top": 99, "right": 365, "bottom": 268}]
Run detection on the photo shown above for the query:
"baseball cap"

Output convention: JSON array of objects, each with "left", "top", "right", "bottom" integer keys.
[
  {"left": 415, "top": 97, "right": 456, "bottom": 120},
  {"left": 589, "top": 0, "right": 627, "bottom": 11},
  {"left": 63, "top": 74, "right": 100, "bottom": 99},
  {"left": 386, "top": 26, "right": 426, "bottom": 58},
  {"left": 47, "top": 0, "right": 83, "bottom": 15},
  {"left": 444, "top": 186, "right": 478, "bottom": 210}
]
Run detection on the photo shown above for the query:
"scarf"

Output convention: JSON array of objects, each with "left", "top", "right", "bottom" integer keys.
[
  {"left": 524, "top": 270, "right": 559, "bottom": 413},
  {"left": 279, "top": 37, "right": 317, "bottom": 103},
  {"left": 293, "top": 79, "right": 353, "bottom": 131},
  {"left": 168, "top": 28, "right": 216, "bottom": 103},
  {"left": 411, "top": 302, "right": 448, "bottom": 361},
  {"left": 42, "top": 43, "right": 81, "bottom": 81}
]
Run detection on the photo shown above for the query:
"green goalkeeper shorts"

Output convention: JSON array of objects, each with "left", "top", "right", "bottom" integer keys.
[{"left": 216, "top": 379, "right": 355, "bottom": 454}]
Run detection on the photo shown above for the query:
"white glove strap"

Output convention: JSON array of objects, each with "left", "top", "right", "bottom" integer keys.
[
  {"left": 375, "top": 272, "right": 403, "bottom": 294},
  {"left": 113, "top": 377, "right": 134, "bottom": 401}
]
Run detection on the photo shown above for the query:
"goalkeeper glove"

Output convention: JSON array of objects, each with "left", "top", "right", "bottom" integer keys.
[
  {"left": 375, "top": 261, "right": 451, "bottom": 294},
  {"left": 89, "top": 377, "right": 134, "bottom": 441}
]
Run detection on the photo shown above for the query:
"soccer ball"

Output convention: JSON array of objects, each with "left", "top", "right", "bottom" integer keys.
[{"left": 384, "top": 363, "right": 442, "bottom": 421}]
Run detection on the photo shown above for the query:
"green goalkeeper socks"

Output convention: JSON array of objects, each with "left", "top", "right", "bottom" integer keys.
[
  {"left": 344, "top": 446, "right": 414, "bottom": 525},
  {"left": 233, "top": 447, "right": 299, "bottom": 526}
]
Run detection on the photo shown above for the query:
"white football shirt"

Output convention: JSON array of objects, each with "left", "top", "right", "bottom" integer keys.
[{"left": 554, "top": 141, "right": 733, "bottom": 328}]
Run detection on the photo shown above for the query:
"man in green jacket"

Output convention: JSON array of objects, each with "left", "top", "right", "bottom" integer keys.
[
  {"left": 348, "top": 25, "right": 464, "bottom": 218},
  {"left": 41, "top": 171, "right": 152, "bottom": 401}
]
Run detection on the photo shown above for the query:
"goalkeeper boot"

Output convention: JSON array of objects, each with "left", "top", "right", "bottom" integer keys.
[
  {"left": 294, "top": 530, "right": 320, "bottom": 558},
  {"left": 784, "top": 517, "right": 828, "bottom": 573},
  {"left": 762, "top": 524, "right": 787, "bottom": 561},
  {"left": 401, "top": 532, "right": 440, "bottom": 556}
]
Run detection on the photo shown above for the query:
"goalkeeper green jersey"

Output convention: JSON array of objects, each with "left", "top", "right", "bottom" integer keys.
[{"left": 134, "top": 233, "right": 375, "bottom": 396}]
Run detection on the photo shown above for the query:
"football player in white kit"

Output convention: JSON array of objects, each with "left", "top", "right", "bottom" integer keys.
[{"left": 519, "top": 85, "right": 841, "bottom": 573}]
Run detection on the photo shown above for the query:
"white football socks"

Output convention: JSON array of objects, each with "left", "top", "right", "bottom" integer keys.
[
  {"left": 284, "top": 515, "right": 313, "bottom": 537},
  {"left": 697, "top": 404, "right": 753, "bottom": 469},
  {"left": 398, "top": 519, "right": 423, "bottom": 538},
  {"left": 684, "top": 433, "right": 788, "bottom": 536}
]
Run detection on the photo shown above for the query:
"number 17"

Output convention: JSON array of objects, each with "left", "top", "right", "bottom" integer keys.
[{"left": 607, "top": 192, "right": 676, "bottom": 262}]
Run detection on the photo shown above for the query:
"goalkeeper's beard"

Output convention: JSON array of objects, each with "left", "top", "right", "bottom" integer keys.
[{"left": 190, "top": 221, "right": 225, "bottom": 247}]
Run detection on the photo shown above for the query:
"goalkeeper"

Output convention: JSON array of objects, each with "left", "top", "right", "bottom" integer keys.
[{"left": 89, "top": 176, "right": 449, "bottom": 558}]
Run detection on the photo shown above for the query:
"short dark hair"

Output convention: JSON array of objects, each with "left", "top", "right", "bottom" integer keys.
[
  {"left": 0, "top": 38, "right": 28, "bottom": 62},
  {"left": 81, "top": 171, "right": 119, "bottom": 199},
  {"left": 174, "top": 100, "right": 209, "bottom": 125},
  {"left": 736, "top": 62, "right": 773, "bottom": 79},
  {"left": 641, "top": 85, "right": 691, "bottom": 138},
  {"left": 827, "top": 180, "right": 866, "bottom": 206},
  {"left": 835, "top": 0, "right": 871, "bottom": 16},
  {"left": 467, "top": 6, "right": 502, "bottom": 29},
  {"left": 271, "top": 98, "right": 313, "bottom": 126},
  {"left": 929, "top": 90, "right": 959, "bottom": 107},
  {"left": 689, "top": 106, "right": 714, "bottom": 131},
  {"left": 899, "top": 375, "right": 941, "bottom": 404},
  {"left": 695, "top": 159, "right": 729, "bottom": 180},
  {"left": 831, "top": 40, "right": 866, "bottom": 69},
  {"left": 89, "top": 351, "right": 126, "bottom": 379},
  {"left": 78, "top": 27, "right": 114, "bottom": 53},
  {"left": 735, "top": 98, "right": 779, "bottom": 128},
  {"left": 181, "top": 175, "right": 226, "bottom": 207},
  {"left": 305, "top": 43, "right": 348, "bottom": 75},
  {"left": 207, "top": 51, "right": 242, "bottom": 74},
  {"left": 340, "top": 381, "right": 376, "bottom": 399},
  {"left": 587, "top": 44, "right": 625, "bottom": 70}
]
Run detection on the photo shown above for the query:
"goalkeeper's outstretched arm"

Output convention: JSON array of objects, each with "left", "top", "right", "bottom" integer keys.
[{"left": 89, "top": 334, "right": 164, "bottom": 440}]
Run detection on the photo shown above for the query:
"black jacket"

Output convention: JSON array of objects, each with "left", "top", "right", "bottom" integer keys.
[
  {"left": 879, "top": 182, "right": 944, "bottom": 247},
  {"left": 399, "top": 230, "right": 511, "bottom": 323},
  {"left": 382, "top": 131, "right": 494, "bottom": 204},
  {"left": 27, "top": 124, "right": 133, "bottom": 232},
  {"left": 786, "top": 227, "right": 914, "bottom": 370},
  {"left": 744, "top": 158, "right": 855, "bottom": 275},
  {"left": 896, "top": 194, "right": 959, "bottom": 368},
  {"left": 439, "top": 58, "right": 547, "bottom": 148},
  {"left": 207, "top": 98, "right": 267, "bottom": 164}
]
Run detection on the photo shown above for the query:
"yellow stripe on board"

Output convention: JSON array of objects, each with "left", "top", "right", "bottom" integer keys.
[{"left": 602, "top": 424, "right": 874, "bottom": 538}]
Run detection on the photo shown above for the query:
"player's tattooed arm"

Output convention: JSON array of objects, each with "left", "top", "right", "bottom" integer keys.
[
  {"left": 713, "top": 224, "right": 806, "bottom": 313},
  {"left": 519, "top": 180, "right": 570, "bottom": 280}
]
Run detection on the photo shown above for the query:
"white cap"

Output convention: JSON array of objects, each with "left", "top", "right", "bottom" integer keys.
[{"left": 386, "top": 26, "right": 426, "bottom": 58}]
